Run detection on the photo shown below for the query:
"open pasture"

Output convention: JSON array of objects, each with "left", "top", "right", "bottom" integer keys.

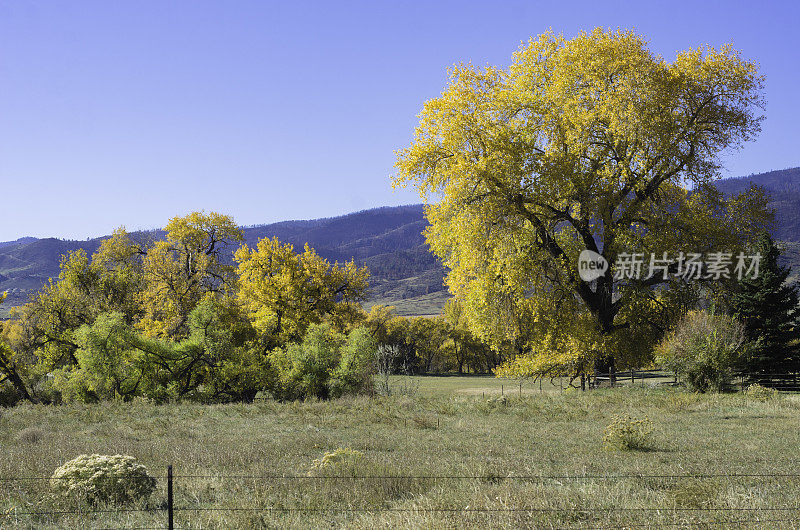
[{"left": 2, "top": 378, "right": 800, "bottom": 528}]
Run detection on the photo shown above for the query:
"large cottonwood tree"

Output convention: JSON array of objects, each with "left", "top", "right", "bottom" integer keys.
[{"left": 394, "top": 29, "right": 772, "bottom": 370}]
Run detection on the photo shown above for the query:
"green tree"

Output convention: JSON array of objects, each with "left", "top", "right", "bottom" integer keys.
[
  {"left": 330, "top": 326, "right": 378, "bottom": 397},
  {"left": 58, "top": 298, "right": 267, "bottom": 403},
  {"left": 732, "top": 232, "right": 800, "bottom": 373},
  {"left": 175, "top": 296, "right": 265, "bottom": 402},
  {"left": 132, "top": 296, "right": 265, "bottom": 402},
  {"left": 267, "top": 323, "right": 375, "bottom": 400},
  {"left": 2, "top": 229, "right": 146, "bottom": 402},
  {"left": 52, "top": 312, "right": 144, "bottom": 402},
  {"left": 394, "top": 28, "right": 772, "bottom": 373}
]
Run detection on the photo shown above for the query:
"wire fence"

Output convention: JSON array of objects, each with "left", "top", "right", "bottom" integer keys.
[
  {"left": 4, "top": 468, "right": 800, "bottom": 529},
  {"left": 9, "top": 470, "right": 800, "bottom": 481}
]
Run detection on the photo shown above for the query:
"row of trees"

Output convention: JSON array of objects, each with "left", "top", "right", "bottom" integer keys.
[
  {"left": 0, "top": 212, "right": 376, "bottom": 403},
  {"left": 364, "top": 302, "right": 498, "bottom": 376},
  {"left": 1, "top": 211, "right": 797, "bottom": 402},
  {"left": 0, "top": 210, "right": 504, "bottom": 405}
]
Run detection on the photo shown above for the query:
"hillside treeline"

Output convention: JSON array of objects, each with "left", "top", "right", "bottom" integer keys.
[{"left": 0, "top": 204, "right": 447, "bottom": 314}]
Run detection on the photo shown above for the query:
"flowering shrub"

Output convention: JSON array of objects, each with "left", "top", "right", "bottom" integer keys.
[
  {"left": 51, "top": 454, "right": 157, "bottom": 505},
  {"left": 603, "top": 415, "right": 654, "bottom": 451}
]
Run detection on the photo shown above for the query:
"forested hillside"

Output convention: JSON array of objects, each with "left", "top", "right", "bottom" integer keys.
[
  {"left": 2, "top": 167, "right": 800, "bottom": 317},
  {"left": 714, "top": 167, "right": 800, "bottom": 282},
  {"left": 715, "top": 167, "right": 800, "bottom": 242}
]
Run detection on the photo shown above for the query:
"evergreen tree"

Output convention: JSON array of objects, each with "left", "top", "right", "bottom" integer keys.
[{"left": 732, "top": 232, "right": 800, "bottom": 372}]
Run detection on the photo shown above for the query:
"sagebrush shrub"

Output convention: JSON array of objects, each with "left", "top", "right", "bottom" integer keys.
[
  {"left": 15, "top": 426, "right": 45, "bottom": 445},
  {"left": 671, "top": 479, "right": 718, "bottom": 508},
  {"left": 51, "top": 454, "right": 157, "bottom": 505},
  {"left": 603, "top": 414, "right": 654, "bottom": 451},
  {"left": 486, "top": 395, "right": 509, "bottom": 408},
  {"left": 311, "top": 447, "right": 364, "bottom": 471},
  {"left": 411, "top": 414, "right": 438, "bottom": 429}
]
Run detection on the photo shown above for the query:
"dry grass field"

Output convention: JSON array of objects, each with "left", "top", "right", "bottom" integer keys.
[{"left": 2, "top": 378, "right": 800, "bottom": 529}]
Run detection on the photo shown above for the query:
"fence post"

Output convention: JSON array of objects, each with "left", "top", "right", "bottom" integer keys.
[{"left": 167, "top": 465, "right": 173, "bottom": 530}]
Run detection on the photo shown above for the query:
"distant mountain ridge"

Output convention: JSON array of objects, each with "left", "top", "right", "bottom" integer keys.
[
  {"left": 714, "top": 167, "right": 800, "bottom": 243},
  {"left": 0, "top": 237, "right": 37, "bottom": 250},
  {"left": 2, "top": 167, "right": 800, "bottom": 316}
]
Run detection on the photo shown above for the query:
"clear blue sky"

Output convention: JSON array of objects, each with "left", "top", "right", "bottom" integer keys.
[{"left": 1, "top": 0, "right": 798, "bottom": 241}]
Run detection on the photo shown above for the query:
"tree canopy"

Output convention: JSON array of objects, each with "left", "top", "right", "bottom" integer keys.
[
  {"left": 0, "top": 212, "right": 376, "bottom": 404},
  {"left": 394, "top": 28, "right": 773, "bottom": 374}
]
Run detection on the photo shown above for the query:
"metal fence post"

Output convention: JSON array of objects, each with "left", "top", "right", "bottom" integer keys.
[{"left": 168, "top": 465, "right": 173, "bottom": 530}]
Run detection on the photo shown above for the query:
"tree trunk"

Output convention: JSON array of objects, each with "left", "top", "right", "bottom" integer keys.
[
  {"left": 0, "top": 357, "right": 39, "bottom": 404},
  {"left": 594, "top": 275, "right": 617, "bottom": 386}
]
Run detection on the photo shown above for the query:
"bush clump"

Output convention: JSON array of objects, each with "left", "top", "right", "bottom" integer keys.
[
  {"left": 744, "top": 383, "right": 779, "bottom": 401},
  {"left": 268, "top": 324, "right": 376, "bottom": 400},
  {"left": 656, "top": 310, "right": 749, "bottom": 392},
  {"left": 603, "top": 414, "right": 654, "bottom": 451},
  {"left": 486, "top": 395, "right": 509, "bottom": 408},
  {"left": 15, "top": 426, "right": 46, "bottom": 445},
  {"left": 0, "top": 381, "right": 21, "bottom": 407},
  {"left": 51, "top": 454, "right": 157, "bottom": 505}
]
